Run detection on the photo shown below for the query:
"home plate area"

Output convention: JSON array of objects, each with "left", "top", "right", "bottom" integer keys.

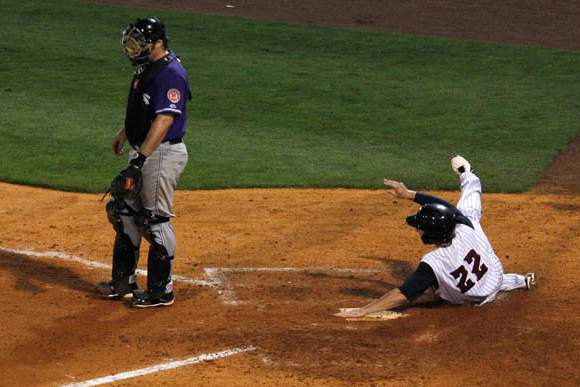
[
  {"left": 205, "top": 266, "right": 402, "bottom": 309},
  {"left": 0, "top": 247, "right": 407, "bottom": 312}
]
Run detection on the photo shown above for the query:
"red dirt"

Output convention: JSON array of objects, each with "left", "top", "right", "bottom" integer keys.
[
  {"left": 1, "top": 184, "right": 579, "bottom": 386},
  {"left": 2, "top": 1, "right": 580, "bottom": 386},
  {"left": 534, "top": 137, "right": 580, "bottom": 194}
]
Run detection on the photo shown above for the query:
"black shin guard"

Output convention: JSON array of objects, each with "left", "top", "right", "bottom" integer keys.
[
  {"left": 107, "top": 198, "right": 140, "bottom": 289},
  {"left": 147, "top": 243, "right": 173, "bottom": 295},
  {"left": 112, "top": 233, "right": 139, "bottom": 288}
]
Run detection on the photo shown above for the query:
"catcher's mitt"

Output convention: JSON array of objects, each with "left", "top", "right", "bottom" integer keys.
[{"left": 110, "top": 165, "right": 143, "bottom": 200}]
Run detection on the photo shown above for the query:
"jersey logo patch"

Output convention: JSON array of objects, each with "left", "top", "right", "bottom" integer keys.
[
  {"left": 167, "top": 88, "right": 181, "bottom": 104},
  {"left": 143, "top": 93, "right": 151, "bottom": 106}
]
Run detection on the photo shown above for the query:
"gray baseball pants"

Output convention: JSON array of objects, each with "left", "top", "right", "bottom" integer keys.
[{"left": 117, "top": 141, "right": 188, "bottom": 294}]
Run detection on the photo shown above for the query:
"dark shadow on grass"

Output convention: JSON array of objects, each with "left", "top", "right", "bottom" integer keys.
[{"left": 0, "top": 251, "right": 95, "bottom": 294}]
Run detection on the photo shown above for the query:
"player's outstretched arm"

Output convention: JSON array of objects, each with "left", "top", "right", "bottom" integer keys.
[
  {"left": 385, "top": 178, "right": 456, "bottom": 209},
  {"left": 383, "top": 179, "right": 416, "bottom": 200},
  {"left": 335, "top": 262, "right": 438, "bottom": 318},
  {"left": 335, "top": 289, "right": 408, "bottom": 318}
]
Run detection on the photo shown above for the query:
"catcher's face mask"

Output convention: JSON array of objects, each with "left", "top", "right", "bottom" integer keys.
[{"left": 121, "top": 25, "right": 152, "bottom": 65}]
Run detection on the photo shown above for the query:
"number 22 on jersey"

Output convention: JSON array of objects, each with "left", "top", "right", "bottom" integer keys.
[{"left": 450, "top": 249, "right": 489, "bottom": 293}]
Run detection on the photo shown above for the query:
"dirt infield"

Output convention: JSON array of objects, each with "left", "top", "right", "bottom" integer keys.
[
  {"left": 2, "top": 1, "right": 580, "bottom": 385},
  {"left": 95, "top": 0, "right": 580, "bottom": 49},
  {"left": 1, "top": 183, "right": 579, "bottom": 386}
]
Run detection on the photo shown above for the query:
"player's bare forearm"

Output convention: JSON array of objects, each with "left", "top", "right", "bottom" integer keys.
[
  {"left": 335, "top": 288, "right": 409, "bottom": 318},
  {"left": 139, "top": 114, "right": 175, "bottom": 156},
  {"left": 360, "top": 288, "right": 408, "bottom": 314}
]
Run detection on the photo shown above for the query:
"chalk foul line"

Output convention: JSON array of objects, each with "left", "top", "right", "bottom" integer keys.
[
  {"left": 60, "top": 346, "right": 256, "bottom": 387},
  {"left": 0, "top": 247, "right": 216, "bottom": 287},
  {"left": 1, "top": 246, "right": 389, "bottom": 305}
]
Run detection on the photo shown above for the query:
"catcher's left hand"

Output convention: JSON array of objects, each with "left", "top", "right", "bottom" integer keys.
[
  {"left": 110, "top": 165, "right": 142, "bottom": 198},
  {"left": 110, "top": 153, "right": 146, "bottom": 199}
]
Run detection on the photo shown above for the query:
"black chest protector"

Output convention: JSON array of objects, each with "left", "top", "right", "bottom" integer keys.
[{"left": 124, "top": 52, "right": 177, "bottom": 147}]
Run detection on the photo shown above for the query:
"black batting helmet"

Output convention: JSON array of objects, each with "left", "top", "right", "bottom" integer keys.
[
  {"left": 406, "top": 203, "right": 457, "bottom": 245},
  {"left": 121, "top": 17, "right": 168, "bottom": 65}
]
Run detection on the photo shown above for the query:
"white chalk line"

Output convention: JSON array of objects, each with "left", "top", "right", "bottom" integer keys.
[
  {"left": 1, "top": 246, "right": 389, "bottom": 305},
  {"left": 217, "top": 267, "right": 384, "bottom": 274},
  {"left": 0, "top": 247, "right": 216, "bottom": 287},
  {"left": 204, "top": 266, "right": 387, "bottom": 305},
  {"left": 2, "top": 248, "right": 395, "bottom": 380},
  {"left": 205, "top": 267, "right": 238, "bottom": 305},
  {"left": 60, "top": 346, "right": 256, "bottom": 387}
]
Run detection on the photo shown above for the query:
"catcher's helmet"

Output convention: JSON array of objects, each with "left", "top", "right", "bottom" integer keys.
[
  {"left": 406, "top": 203, "right": 457, "bottom": 245},
  {"left": 122, "top": 17, "right": 167, "bottom": 65}
]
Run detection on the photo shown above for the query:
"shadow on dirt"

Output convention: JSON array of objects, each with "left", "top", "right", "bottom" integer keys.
[
  {"left": 0, "top": 251, "right": 95, "bottom": 294},
  {"left": 545, "top": 202, "right": 580, "bottom": 212},
  {"left": 360, "top": 256, "right": 415, "bottom": 280},
  {"left": 305, "top": 271, "right": 396, "bottom": 298},
  {"left": 339, "top": 287, "right": 389, "bottom": 299},
  {"left": 306, "top": 271, "right": 392, "bottom": 286}
]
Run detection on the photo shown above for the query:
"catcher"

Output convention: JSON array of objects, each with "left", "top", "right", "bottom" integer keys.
[
  {"left": 98, "top": 17, "right": 190, "bottom": 308},
  {"left": 336, "top": 156, "right": 535, "bottom": 318}
]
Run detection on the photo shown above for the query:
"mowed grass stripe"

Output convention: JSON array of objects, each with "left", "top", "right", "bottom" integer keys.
[{"left": 1, "top": 0, "right": 579, "bottom": 192}]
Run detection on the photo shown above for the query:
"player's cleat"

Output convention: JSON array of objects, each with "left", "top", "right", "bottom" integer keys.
[
  {"left": 524, "top": 272, "right": 536, "bottom": 290},
  {"left": 451, "top": 155, "right": 471, "bottom": 175},
  {"left": 129, "top": 290, "right": 175, "bottom": 308},
  {"left": 96, "top": 280, "right": 137, "bottom": 299}
]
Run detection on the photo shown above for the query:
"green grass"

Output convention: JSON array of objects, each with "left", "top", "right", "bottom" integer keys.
[{"left": 1, "top": 0, "right": 579, "bottom": 192}]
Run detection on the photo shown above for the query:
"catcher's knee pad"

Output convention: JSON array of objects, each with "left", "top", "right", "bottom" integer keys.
[
  {"left": 147, "top": 243, "right": 173, "bottom": 294},
  {"left": 112, "top": 233, "right": 140, "bottom": 286},
  {"left": 106, "top": 198, "right": 136, "bottom": 234},
  {"left": 134, "top": 209, "right": 170, "bottom": 241},
  {"left": 106, "top": 199, "right": 123, "bottom": 233}
]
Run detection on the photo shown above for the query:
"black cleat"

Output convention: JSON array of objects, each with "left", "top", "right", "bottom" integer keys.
[
  {"left": 96, "top": 280, "right": 137, "bottom": 299},
  {"left": 129, "top": 290, "right": 174, "bottom": 308}
]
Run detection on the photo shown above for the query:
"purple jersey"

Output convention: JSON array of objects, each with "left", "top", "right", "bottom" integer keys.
[{"left": 147, "top": 57, "right": 190, "bottom": 140}]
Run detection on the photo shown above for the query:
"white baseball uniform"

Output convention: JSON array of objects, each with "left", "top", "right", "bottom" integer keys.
[{"left": 421, "top": 172, "right": 527, "bottom": 305}]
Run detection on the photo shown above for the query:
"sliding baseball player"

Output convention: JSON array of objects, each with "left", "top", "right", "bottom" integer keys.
[{"left": 336, "top": 156, "right": 535, "bottom": 318}]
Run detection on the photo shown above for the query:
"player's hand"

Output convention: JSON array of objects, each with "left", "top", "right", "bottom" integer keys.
[
  {"left": 122, "top": 153, "right": 146, "bottom": 192},
  {"left": 122, "top": 165, "right": 141, "bottom": 192},
  {"left": 110, "top": 165, "right": 143, "bottom": 199},
  {"left": 383, "top": 179, "right": 416, "bottom": 200},
  {"left": 112, "top": 130, "right": 127, "bottom": 155},
  {"left": 334, "top": 308, "right": 367, "bottom": 318}
]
